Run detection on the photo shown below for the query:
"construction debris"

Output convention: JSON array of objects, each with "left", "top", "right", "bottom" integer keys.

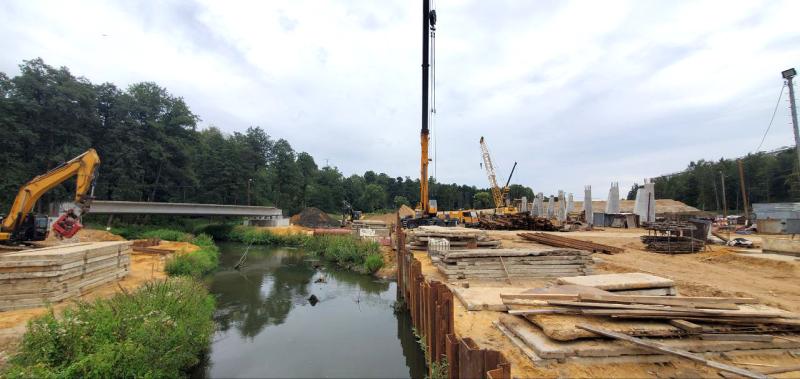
[
  {"left": 495, "top": 281, "right": 800, "bottom": 368},
  {"left": 0, "top": 241, "right": 131, "bottom": 311},
  {"left": 479, "top": 214, "right": 557, "bottom": 231},
  {"left": 406, "top": 225, "right": 501, "bottom": 250},
  {"left": 435, "top": 247, "right": 593, "bottom": 281},
  {"left": 518, "top": 232, "right": 623, "bottom": 254}
]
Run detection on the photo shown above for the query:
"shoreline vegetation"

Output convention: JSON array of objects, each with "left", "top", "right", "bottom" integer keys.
[{"left": 4, "top": 223, "right": 384, "bottom": 377}]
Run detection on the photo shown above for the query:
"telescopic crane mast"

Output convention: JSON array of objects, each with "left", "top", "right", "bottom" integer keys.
[{"left": 418, "top": 0, "right": 435, "bottom": 217}]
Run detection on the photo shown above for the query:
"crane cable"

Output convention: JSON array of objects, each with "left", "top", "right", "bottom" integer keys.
[{"left": 754, "top": 82, "right": 787, "bottom": 153}]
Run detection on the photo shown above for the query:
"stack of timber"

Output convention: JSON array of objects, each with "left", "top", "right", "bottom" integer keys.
[
  {"left": 479, "top": 214, "right": 556, "bottom": 231},
  {"left": 0, "top": 241, "right": 131, "bottom": 311},
  {"left": 435, "top": 247, "right": 593, "bottom": 281},
  {"left": 641, "top": 235, "right": 705, "bottom": 253},
  {"left": 518, "top": 232, "right": 623, "bottom": 254},
  {"left": 406, "top": 226, "right": 500, "bottom": 250},
  {"left": 495, "top": 284, "right": 800, "bottom": 371},
  {"left": 557, "top": 273, "right": 678, "bottom": 296}
]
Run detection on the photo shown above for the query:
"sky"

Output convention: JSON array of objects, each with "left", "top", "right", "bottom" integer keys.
[{"left": 1, "top": 0, "right": 799, "bottom": 199}]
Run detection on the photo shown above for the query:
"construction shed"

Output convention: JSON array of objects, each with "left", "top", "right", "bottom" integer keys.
[{"left": 753, "top": 203, "right": 800, "bottom": 234}]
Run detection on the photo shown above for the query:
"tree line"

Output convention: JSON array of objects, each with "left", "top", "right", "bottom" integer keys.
[
  {"left": 0, "top": 59, "right": 535, "bottom": 216},
  {"left": 627, "top": 147, "right": 799, "bottom": 212}
]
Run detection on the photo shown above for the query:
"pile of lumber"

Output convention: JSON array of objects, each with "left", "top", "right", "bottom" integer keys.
[
  {"left": 641, "top": 235, "right": 705, "bottom": 253},
  {"left": 406, "top": 226, "right": 500, "bottom": 250},
  {"left": 518, "top": 232, "right": 623, "bottom": 254},
  {"left": 435, "top": 247, "right": 593, "bottom": 281},
  {"left": 0, "top": 241, "right": 131, "bottom": 311},
  {"left": 557, "top": 273, "right": 678, "bottom": 296},
  {"left": 479, "top": 214, "right": 556, "bottom": 231},
  {"left": 495, "top": 282, "right": 800, "bottom": 374}
]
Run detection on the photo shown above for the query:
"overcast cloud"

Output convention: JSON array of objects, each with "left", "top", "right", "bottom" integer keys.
[{"left": 1, "top": 0, "right": 799, "bottom": 198}]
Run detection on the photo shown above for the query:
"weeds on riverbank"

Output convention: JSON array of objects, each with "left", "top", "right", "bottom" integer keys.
[
  {"left": 165, "top": 234, "right": 220, "bottom": 277},
  {"left": 3, "top": 278, "right": 215, "bottom": 378},
  {"left": 412, "top": 327, "right": 448, "bottom": 379}
]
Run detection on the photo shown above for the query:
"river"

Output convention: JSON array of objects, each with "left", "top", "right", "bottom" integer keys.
[{"left": 193, "top": 242, "right": 427, "bottom": 378}]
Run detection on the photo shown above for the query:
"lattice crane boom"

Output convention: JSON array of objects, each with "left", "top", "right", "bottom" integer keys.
[{"left": 479, "top": 136, "right": 505, "bottom": 209}]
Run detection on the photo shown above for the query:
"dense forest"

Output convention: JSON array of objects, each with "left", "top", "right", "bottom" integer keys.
[
  {"left": 627, "top": 148, "right": 800, "bottom": 212},
  {"left": 0, "top": 59, "right": 536, "bottom": 216}
]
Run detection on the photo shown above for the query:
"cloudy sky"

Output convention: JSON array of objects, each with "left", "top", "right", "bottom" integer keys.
[{"left": 1, "top": 0, "right": 799, "bottom": 198}]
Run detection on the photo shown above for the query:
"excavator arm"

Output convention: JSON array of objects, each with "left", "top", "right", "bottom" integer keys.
[{"left": 0, "top": 149, "right": 100, "bottom": 243}]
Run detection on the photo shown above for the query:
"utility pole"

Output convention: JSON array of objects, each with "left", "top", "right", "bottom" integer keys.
[
  {"left": 737, "top": 159, "right": 749, "bottom": 224},
  {"left": 247, "top": 178, "right": 253, "bottom": 206},
  {"left": 783, "top": 68, "right": 800, "bottom": 175},
  {"left": 720, "top": 171, "right": 727, "bottom": 219}
]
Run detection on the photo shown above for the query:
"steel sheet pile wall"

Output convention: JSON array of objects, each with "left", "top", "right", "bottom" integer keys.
[{"left": 395, "top": 216, "right": 511, "bottom": 379}]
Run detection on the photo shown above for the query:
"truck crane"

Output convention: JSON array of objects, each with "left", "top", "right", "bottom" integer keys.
[
  {"left": 0, "top": 149, "right": 101, "bottom": 244},
  {"left": 402, "top": 0, "right": 455, "bottom": 229},
  {"left": 479, "top": 136, "right": 518, "bottom": 215}
]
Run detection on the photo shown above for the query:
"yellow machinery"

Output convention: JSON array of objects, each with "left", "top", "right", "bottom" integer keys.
[
  {"left": 0, "top": 149, "right": 101, "bottom": 244},
  {"left": 479, "top": 136, "right": 518, "bottom": 215},
  {"left": 404, "top": 0, "right": 454, "bottom": 228}
]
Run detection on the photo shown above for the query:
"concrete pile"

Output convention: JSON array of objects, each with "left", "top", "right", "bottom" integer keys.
[
  {"left": 435, "top": 247, "right": 593, "bottom": 281},
  {"left": 406, "top": 226, "right": 501, "bottom": 250},
  {"left": 0, "top": 241, "right": 131, "bottom": 311}
]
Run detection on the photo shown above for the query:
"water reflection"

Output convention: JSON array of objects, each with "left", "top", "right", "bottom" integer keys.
[{"left": 197, "top": 243, "right": 426, "bottom": 378}]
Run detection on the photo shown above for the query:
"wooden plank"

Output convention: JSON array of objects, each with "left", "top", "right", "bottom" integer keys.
[
  {"left": 576, "top": 323, "right": 769, "bottom": 379},
  {"left": 761, "top": 365, "right": 800, "bottom": 375},
  {"left": 700, "top": 334, "right": 773, "bottom": 342},
  {"left": 579, "top": 293, "right": 757, "bottom": 305},
  {"left": 670, "top": 320, "right": 704, "bottom": 333},
  {"left": 500, "top": 293, "right": 580, "bottom": 301},
  {"left": 546, "top": 300, "right": 739, "bottom": 315},
  {"left": 557, "top": 273, "right": 675, "bottom": 291},
  {"left": 493, "top": 320, "right": 543, "bottom": 364}
]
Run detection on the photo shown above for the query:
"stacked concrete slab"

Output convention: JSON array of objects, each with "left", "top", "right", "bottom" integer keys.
[
  {"left": 435, "top": 247, "right": 593, "bottom": 281},
  {"left": 0, "top": 241, "right": 132, "bottom": 311}
]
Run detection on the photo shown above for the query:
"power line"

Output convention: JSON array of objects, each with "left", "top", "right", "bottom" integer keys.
[{"left": 754, "top": 82, "right": 787, "bottom": 153}]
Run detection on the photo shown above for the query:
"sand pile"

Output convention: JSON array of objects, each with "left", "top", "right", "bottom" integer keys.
[
  {"left": 399, "top": 204, "right": 415, "bottom": 218},
  {"left": 290, "top": 207, "right": 337, "bottom": 228}
]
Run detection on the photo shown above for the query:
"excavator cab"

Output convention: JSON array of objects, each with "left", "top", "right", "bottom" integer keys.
[{"left": 0, "top": 213, "right": 49, "bottom": 243}]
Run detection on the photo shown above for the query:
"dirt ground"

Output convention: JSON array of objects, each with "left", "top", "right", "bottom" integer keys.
[
  {"left": 0, "top": 233, "right": 189, "bottom": 365},
  {"left": 411, "top": 228, "right": 800, "bottom": 378}
]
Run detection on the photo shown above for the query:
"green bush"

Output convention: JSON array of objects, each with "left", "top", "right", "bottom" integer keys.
[
  {"left": 165, "top": 234, "right": 220, "bottom": 277},
  {"left": 3, "top": 278, "right": 215, "bottom": 378},
  {"left": 304, "top": 235, "right": 382, "bottom": 272},
  {"left": 141, "top": 229, "right": 192, "bottom": 242},
  {"left": 363, "top": 253, "right": 384, "bottom": 273},
  {"left": 227, "top": 225, "right": 310, "bottom": 246}
]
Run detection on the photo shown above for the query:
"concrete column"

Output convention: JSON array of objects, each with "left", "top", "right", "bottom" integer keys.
[
  {"left": 547, "top": 195, "right": 555, "bottom": 219},
  {"left": 634, "top": 180, "right": 656, "bottom": 223},
  {"left": 584, "top": 186, "right": 593, "bottom": 225},
  {"left": 605, "top": 182, "right": 620, "bottom": 214}
]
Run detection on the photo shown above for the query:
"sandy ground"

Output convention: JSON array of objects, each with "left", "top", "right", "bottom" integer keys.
[
  {"left": 411, "top": 228, "right": 800, "bottom": 378},
  {"left": 0, "top": 232, "right": 189, "bottom": 365}
]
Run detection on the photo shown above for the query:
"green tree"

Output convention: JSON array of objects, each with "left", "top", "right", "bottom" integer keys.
[
  {"left": 472, "top": 192, "right": 492, "bottom": 209},
  {"left": 393, "top": 195, "right": 410, "bottom": 209},
  {"left": 359, "top": 184, "right": 387, "bottom": 212}
]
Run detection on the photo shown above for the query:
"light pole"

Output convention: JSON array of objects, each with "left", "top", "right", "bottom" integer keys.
[{"left": 247, "top": 178, "right": 253, "bottom": 206}]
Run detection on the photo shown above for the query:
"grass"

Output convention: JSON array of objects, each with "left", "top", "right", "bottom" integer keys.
[
  {"left": 3, "top": 278, "right": 215, "bottom": 378},
  {"left": 140, "top": 228, "right": 193, "bottom": 242},
  {"left": 164, "top": 234, "right": 220, "bottom": 277},
  {"left": 412, "top": 327, "right": 449, "bottom": 379}
]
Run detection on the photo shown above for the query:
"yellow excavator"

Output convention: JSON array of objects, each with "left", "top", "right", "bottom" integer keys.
[
  {"left": 0, "top": 149, "right": 101, "bottom": 244},
  {"left": 479, "top": 136, "right": 518, "bottom": 215}
]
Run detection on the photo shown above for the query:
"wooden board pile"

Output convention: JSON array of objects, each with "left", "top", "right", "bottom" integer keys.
[
  {"left": 557, "top": 273, "right": 678, "bottom": 296},
  {"left": 0, "top": 241, "right": 132, "bottom": 311},
  {"left": 641, "top": 235, "right": 705, "bottom": 253},
  {"left": 406, "top": 225, "right": 500, "bottom": 250},
  {"left": 518, "top": 232, "right": 623, "bottom": 254},
  {"left": 479, "top": 214, "right": 556, "bottom": 231},
  {"left": 435, "top": 247, "right": 593, "bottom": 281},
  {"left": 493, "top": 278, "right": 800, "bottom": 373}
]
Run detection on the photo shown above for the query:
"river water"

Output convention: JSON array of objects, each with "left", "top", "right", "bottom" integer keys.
[{"left": 193, "top": 243, "right": 427, "bottom": 378}]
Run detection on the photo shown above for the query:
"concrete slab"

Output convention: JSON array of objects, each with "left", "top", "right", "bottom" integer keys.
[
  {"left": 452, "top": 286, "right": 529, "bottom": 311},
  {"left": 557, "top": 273, "right": 674, "bottom": 291}
]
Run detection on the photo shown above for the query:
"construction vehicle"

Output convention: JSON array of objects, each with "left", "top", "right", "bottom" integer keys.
[
  {"left": 0, "top": 149, "right": 101, "bottom": 244},
  {"left": 439, "top": 210, "right": 480, "bottom": 227},
  {"left": 479, "top": 136, "right": 518, "bottom": 215},
  {"left": 341, "top": 200, "right": 363, "bottom": 226},
  {"left": 402, "top": 0, "right": 455, "bottom": 229}
]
